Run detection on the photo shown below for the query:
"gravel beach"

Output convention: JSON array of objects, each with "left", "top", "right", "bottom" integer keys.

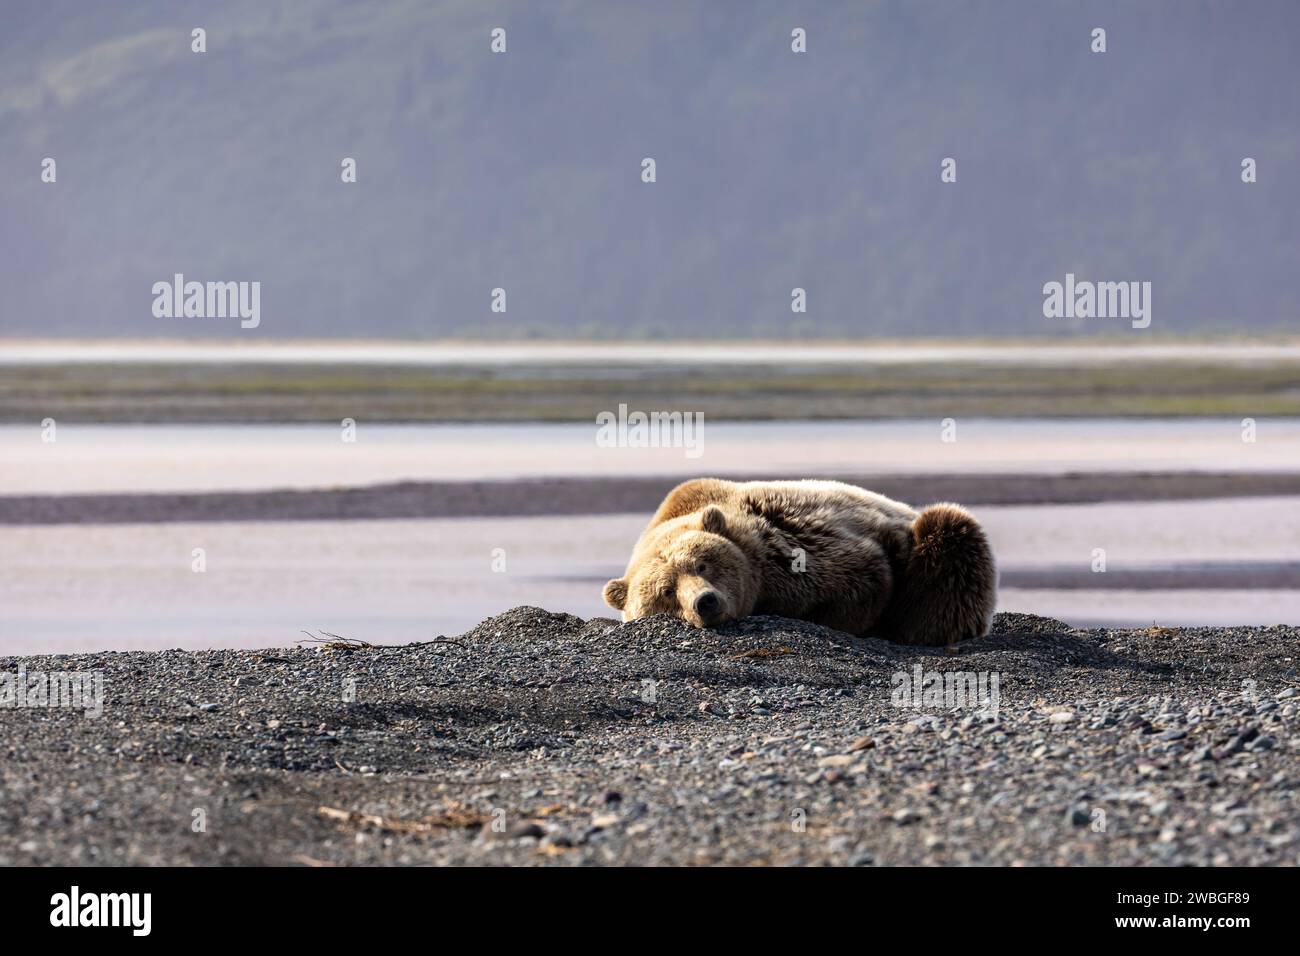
[{"left": 2, "top": 608, "right": 1297, "bottom": 866}]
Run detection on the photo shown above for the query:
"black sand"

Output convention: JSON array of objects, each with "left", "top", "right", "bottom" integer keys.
[{"left": 2, "top": 608, "right": 1296, "bottom": 866}]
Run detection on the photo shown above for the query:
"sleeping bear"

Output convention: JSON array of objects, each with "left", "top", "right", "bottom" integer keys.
[{"left": 603, "top": 478, "right": 998, "bottom": 646}]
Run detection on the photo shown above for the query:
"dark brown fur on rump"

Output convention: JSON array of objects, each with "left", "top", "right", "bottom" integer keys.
[{"left": 875, "top": 503, "right": 998, "bottom": 646}]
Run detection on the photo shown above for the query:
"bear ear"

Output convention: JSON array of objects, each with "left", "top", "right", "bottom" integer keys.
[
  {"left": 603, "top": 578, "right": 628, "bottom": 610},
  {"left": 701, "top": 505, "right": 727, "bottom": 536}
]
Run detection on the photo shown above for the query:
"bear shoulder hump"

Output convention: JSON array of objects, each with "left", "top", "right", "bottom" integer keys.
[{"left": 648, "top": 478, "right": 735, "bottom": 527}]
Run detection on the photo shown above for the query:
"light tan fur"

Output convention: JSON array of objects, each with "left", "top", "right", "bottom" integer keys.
[{"left": 603, "top": 478, "right": 998, "bottom": 645}]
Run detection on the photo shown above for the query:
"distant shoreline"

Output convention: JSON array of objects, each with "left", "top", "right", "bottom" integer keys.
[
  {"left": 4, "top": 470, "right": 1299, "bottom": 525},
  {"left": 4, "top": 347, "right": 1300, "bottom": 421}
]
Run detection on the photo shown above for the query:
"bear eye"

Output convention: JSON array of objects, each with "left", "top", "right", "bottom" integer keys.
[
  {"left": 659, "top": 583, "right": 675, "bottom": 600},
  {"left": 697, "top": 562, "right": 708, "bottom": 574}
]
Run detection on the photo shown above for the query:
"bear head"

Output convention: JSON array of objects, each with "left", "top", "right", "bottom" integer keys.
[{"left": 603, "top": 505, "right": 759, "bottom": 628}]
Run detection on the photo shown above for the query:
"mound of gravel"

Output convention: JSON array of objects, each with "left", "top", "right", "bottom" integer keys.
[{"left": 1, "top": 609, "right": 1297, "bottom": 865}]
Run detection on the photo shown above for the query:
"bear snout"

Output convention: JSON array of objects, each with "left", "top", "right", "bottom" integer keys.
[{"left": 693, "top": 590, "right": 724, "bottom": 624}]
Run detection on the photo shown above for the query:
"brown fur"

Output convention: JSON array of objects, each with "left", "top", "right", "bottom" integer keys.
[{"left": 604, "top": 478, "right": 998, "bottom": 645}]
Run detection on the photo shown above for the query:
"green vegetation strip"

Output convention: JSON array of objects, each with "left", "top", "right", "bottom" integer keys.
[{"left": 2, "top": 360, "right": 1299, "bottom": 422}]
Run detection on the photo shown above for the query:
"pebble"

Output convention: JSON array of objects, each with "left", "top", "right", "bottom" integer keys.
[{"left": 818, "top": 754, "right": 855, "bottom": 768}]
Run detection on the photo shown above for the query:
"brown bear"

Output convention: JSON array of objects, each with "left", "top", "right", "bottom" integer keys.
[{"left": 603, "top": 478, "right": 997, "bottom": 646}]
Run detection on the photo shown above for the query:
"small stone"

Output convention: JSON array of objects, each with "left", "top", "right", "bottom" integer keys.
[
  {"left": 1066, "top": 806, "right": 1091, "bottom": 827},
  {"left": 1049, "top": 711, "right": 1075, "bottom": 724},
  {"left": 1216, "top": 726, "right": 1261, "bottom": 759},
  {"left": 847, "top": 736, "right": 875, "bottom": 752},
  {"left": 891, "top": 808, "right": 923, "bottom": 825},
  {"left": 198, "top": 703, "right": 219, "bottom": 712},
  {"left": 818, "top": 754, "right": 855, "bottom": 768}
]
